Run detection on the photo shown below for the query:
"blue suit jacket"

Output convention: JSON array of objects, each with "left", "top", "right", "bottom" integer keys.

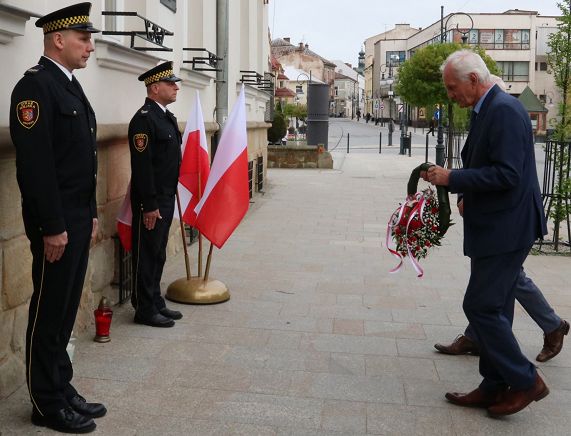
[{"left": 448, "top": 85, "right": 547, "bottom": 258}]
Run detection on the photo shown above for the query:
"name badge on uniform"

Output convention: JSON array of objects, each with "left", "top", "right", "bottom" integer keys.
[
  {"left": 133, "top": 133, "right": 148, "bottom": 152},
  {"left": 16, "top": 100, "right": 39, "bottom": 129}
]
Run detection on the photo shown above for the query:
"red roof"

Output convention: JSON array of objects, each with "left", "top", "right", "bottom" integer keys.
[
  {"left": 277, "top": 73, "right": 289, "bottom": 80},
  {"left": 270, "top": 55, "right": 282, "bottom": 71},
  {"left": 275, "top": 87, "right": 296, "bottom": 97}
]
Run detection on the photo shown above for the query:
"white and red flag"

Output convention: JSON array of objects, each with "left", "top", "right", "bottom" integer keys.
[
  {"left": 178, "top": 91, "right": 210, "bottom": 225},
  {"left": 116, "top": 181, "right": 133, "bottom": 252},
  {"left": 193, "top": 85, "right": 249, "bottom": 248}
]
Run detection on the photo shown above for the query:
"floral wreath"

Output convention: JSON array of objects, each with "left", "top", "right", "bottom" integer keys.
[{"left": 386, "top": 162, "right": 452, "bottom": 277}]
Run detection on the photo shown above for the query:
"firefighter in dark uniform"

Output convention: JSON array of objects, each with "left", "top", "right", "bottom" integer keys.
[
  {"left": 9, "top": 2, "right": 105, "bottom": 434},
  {"left": 129, "top": 62, "right": 184, "bottom": 327}
]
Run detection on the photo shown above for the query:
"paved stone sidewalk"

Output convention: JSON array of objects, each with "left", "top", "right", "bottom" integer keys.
[{"left": 1, "top": 152, "right": 570, "bottom": 435}]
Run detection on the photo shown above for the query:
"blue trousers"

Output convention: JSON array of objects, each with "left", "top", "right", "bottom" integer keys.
[
  {"left": 463, "top": 247, "right": 537, "bottom": 392},
  {"left": 465, "top": 268, "right": 560, "bottom": 341}
]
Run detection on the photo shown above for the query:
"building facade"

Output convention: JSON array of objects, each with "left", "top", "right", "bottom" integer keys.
[
  {"left": 0, "top": 0, "right": 271, "bottom": 398},
  {"left": 365, "top": 10, "right": 561, "bottom": 133},
  {"left": 271, "top": 37, "right": 336, "bottom": 106},
  {"left": 332, "top": 60, "right": 365, "bottom": 116},
  {"left": 363, "top": 24, "right": 418, "bottom": 118}
]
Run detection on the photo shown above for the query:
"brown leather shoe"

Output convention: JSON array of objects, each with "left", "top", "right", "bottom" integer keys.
[
  {"left": 488, "top": 373, "right": 549, "bottom": 417},
  {"left": 536, "top": 320, "right": 569, "bottom": 363},
  {"left": 434, "top": 334, "right": 480, "bottom": 356},
  {"left": 445, "top": 387, "right": 505, "bottom": 408}
]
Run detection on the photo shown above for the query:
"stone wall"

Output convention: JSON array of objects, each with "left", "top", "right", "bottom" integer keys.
[
  {"left": 268, "top": 145, "right": 333, "bottom": 169},
  {"left": 0, "top": 122, "right": 269, "bottom": 399}
]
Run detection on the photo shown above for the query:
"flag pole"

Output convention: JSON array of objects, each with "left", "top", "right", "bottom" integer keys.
[
  {"left": 197, "top": 171, "right": 203, "bottom": 277},
  {"left": 175, "top": 189, "right": 192, "bottom": 280},
  {"left": 203, "top": 243, "right": 214, "bottom": 282},
  {"left": 198, "top": 234, "right": 203, "bottom": 277}
]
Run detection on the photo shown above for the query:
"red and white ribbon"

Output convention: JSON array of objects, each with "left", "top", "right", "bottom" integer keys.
[{"left": 386, "top": 192, "right": 427, "bottom": 278}]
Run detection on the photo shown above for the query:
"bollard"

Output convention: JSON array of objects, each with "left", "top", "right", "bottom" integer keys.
[
  {"left": 347, "top": 133, "right": 350, "bottom": 153},
  {"left": 379, "top": 132, "right": 382, "bottom": 154},
  {"left": 425, "top": 134, "right": 429, "bottom": 162},
  {"left": 408, "top": 133, "right": 412, "bottom": 157}
]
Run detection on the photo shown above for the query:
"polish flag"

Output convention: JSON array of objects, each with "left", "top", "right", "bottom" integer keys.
[
  {"left": 116, "top": 182, "right": 132, "bottom": 252},
  {"left": 178, "top": 91, "right": 210, "bottom": 225},
  {"left": 193, "top": 85, "right": 249, "bottom": 248}
]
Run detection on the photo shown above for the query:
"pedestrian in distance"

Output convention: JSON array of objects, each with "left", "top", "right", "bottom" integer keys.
[
  {"left": 365, "top": 112, "right": 371, "bottom": 123},
  {"left": 427, "top": 117, "right": 436, "bottom": 136},
  {"left": 129, "top": 61, "right": 184, "bottom": 328},
  {"left": 356, "top": 109, "right": 361, "bottom": 121},
  {"left": 9, "top": 2, "right": 105, "bottom": 433},
  {"left": 435, "top": 73, "right": 569, "bottom": 364},
  {"left": 424, "top": 50, "right": 550, "bottom": 417}
]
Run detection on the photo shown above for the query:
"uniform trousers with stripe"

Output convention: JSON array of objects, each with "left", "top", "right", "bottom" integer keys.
[
  {"left": 23, "top": 204, "right": 92, "bottom": 416},
  {"left": 131, "top": 195, "right": 175, "bottom": 319}
]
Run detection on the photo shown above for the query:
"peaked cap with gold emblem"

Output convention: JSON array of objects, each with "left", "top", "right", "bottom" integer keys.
[
  {"left": 35, "top": 2, "right": 100, "bottom": 34},
  {"left": 138, "top": 61, "right": 181, "bottom": 87}
]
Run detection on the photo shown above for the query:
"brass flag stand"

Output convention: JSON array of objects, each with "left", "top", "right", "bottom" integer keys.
[{"left": 165, "top": 190, "right": 230, "bottom": 304}]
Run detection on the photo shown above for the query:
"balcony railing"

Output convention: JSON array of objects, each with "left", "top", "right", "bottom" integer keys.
[
  {"left": 101, "top": 11, "right": 173, "bottom": 51},
  {"left": 240, "top": 70, "right": 274, "bottom": 92},
  {"left": 182, "top": 48, "right": 221, "bottom": 72}
]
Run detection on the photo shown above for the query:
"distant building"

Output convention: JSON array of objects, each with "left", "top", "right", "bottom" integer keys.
[
  {"left": 271, "top": 37, "right": 336, "bottom": 105},
  {"left": 363, "top": 24, "right": 419, "bottom": 118},
  {"left": 331, "top": 60, "right": 365, "bottom": 115},
  {"left": 364, "top": 10, "right": 561, "bottom": 135}
]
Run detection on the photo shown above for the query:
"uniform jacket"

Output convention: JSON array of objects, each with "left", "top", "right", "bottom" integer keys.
[
  {"left": 10, "top": 56, "right": 98, "bottom": 236},
  {"left": 128, "top": 98, "right": 181, "bottom": 212},
  {"left": 448, "top": 84, "right": 547, "bottom": 258}
]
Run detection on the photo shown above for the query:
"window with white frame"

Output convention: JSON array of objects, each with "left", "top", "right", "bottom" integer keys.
[{"left": 497, "top": 61, "right": 529, "bottom": 82}]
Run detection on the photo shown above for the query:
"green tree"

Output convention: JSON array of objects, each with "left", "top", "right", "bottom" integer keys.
[
  {"left": 293, "top": 104, "right": 308, "bottom": 122},
  {"left": 396, "top": 43, "right": 499, "bottom": 167},
  {"left": 282, "top": 103, "right": 307, "bottom": 123},
  {"left": 546, "top": 0, "right": 571, "bottom": 250},
  {"left": 396, "top": 43, "right": 499, "bottom": 108},
  {"left": 268, "top": 111, "right": 286, "bottom": 144}
]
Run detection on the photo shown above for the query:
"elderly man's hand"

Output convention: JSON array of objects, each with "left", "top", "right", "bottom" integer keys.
[{"left": 425, "top": 165, "right": 451, "bottom": 186}]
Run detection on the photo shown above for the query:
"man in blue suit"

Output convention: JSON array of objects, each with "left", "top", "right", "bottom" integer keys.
[
  {"left": 425, "top": 50, "right": 549, "bottom": 416},
  {"left": 434, "top": 78, "right": 569, "bottom": 363}
]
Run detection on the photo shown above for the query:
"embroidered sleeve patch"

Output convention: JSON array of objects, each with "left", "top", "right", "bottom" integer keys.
[
  {"left": 16, "top": 100, "right": 39, "bottom": 129},
  {"left": 133, "top": 133, "right": 148, "bottom": 152}
]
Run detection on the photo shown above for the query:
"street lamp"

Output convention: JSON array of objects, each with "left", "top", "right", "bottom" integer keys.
[
  {"left": 442, "top": 11, "right": 474, "bottom": 44},
  {"left": 293, "top": 72, "right": 312, "bottom": 137},
  {"left": 379, "top": 55, "right": 398, "bottom": 145},
  {"left": 295, "top": 71, "right": 311, "bottom": 102},
  {"left": 379, "top": 73, "right": 394, "bottom": 132},
  {"left": 437, "top": 6, "right": 475, "bottom": 166}
]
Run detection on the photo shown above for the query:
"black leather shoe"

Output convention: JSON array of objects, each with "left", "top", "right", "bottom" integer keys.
[
  {"left": 69, "top": 394, "right": 107, "bottom": 418},
  {"left": 159, "top": 307, "right": 183, "bottom": 320},
  {"left": 32, "top": 407, "right": 96, "bottom": 433},
  {"left": 134, "top": 312, "right": 175, "bottom": 327}
]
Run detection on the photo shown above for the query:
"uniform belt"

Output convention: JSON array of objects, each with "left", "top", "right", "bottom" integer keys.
[{"left": 61, "top": 192, "right": 93, "bottom": 207}]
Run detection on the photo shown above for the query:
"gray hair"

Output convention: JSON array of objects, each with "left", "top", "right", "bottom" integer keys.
[
  {"left": 489, "top": 74, "right": 507, "bottom": 91},
  {"left": 441, "top": 49, "right": 492, "bottom": 85}
]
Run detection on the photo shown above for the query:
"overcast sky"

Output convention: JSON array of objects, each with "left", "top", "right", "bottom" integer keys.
[{"left": 269, "top": 0, "right": 563, "bottom": 65}]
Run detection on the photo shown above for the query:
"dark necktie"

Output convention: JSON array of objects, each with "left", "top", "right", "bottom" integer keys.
[{"left": 72, "top": 76, "right": 81, "bottom": 92}]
